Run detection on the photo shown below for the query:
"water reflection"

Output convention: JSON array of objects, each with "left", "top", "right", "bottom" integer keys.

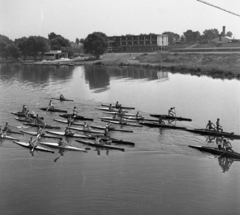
[{"left": 218, "top": 157, "right": 238, "bottom": 173}]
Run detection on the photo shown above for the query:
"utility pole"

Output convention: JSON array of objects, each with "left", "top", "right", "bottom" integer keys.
[{"left": 196, "top": 0, "right": 240, "bottom": 18}]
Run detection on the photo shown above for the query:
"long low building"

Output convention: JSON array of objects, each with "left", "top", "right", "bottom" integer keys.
[{"left": 108, "top": 34, "right": 168, "bottom": 53}]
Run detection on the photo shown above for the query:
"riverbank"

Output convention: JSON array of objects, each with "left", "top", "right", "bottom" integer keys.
[{"left": 1, "top": 52, "right": 240, "bottom": 79}]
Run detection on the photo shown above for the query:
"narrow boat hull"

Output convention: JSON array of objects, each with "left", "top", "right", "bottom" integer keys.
[
  {"left": 1, "top": 135, "right": 19, "bottom": 141},
  {"left": 39, "top": 142, "right": 87, "bottom": 152},
  {"left": 139, "top": 122, "right": 186, "bottom": 130},
  {"left": 40, "top": 107, "right": 67, "bottom": 113},
  {"left": 51, "top": 98, "right": 74, "bottom": 102},
  {"left": 69, "top": 127, "right": 104, "bottom": 134},
  {"left": 46, "top": 131, "right": 87, "bottom": 138},
  {"left": 101, "top": 103, "right": 135, "bottom": 110},
  {"left": 76, "top": 139, "right": 125, "bottom": 151},
  {"left": 13, "top": 141, "right": 54, "bottom": 153},
  {"left": 189, "top": 145, "right": 240, "bottom": 159},
  {"left": 101, "top": 119, "right": 142, "bottom": 127},
  {"left": 23, "top": 123, "right": 60, "bottom": 129},
  {"left": 59, "top": 114, "right": 94, "bottom": 121},
  {"left": 150, "top": 114, "right": 192, "bottom": 122},
  {"left": 21, "top": 130, "right": 61, "bottom": 139}
]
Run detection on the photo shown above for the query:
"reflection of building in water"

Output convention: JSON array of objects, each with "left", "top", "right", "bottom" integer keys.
[{"left": 157, "top": 71, "right": 168, "bottom": 81}]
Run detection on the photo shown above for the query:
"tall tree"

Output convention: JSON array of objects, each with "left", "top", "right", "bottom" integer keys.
[
  {"left": 75, "top": 38, "right": 80, "bottom": 44},
  {"left": 5, "top": 43, "right": 20, "bottom": 59},
  {"left": 83, "top": 32, "right": 108, "bottom": 59},
  {"left": 202, "top": 29, "right": 219, "bottom": 41},
  {"left": 226, "top": 31, "right": 233, "bottom": 37},
  {"left": 15, "top": 37, "right": 29, "bottom": 60},
  {"left": 183, "top": 30, "right": 200, "bottom": 42}
]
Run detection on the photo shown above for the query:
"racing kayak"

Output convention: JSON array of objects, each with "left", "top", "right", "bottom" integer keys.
[
  {"left": 39, "top": 142, "right": 87, "bottom": 152},
  {"left": 68, "top": 126, "right": 104, "bottom": 134},
  {"left": 100, "top": 117, "right": 136, "bottom": 122},
  {"left": 0, "top": 134, "right": 19, "bottom": 141},
  {"left": 51, "top": 97, "right": 74, "bottom": 102},
  {"left": 101, "top": 119, "right": 143, "bottom": 127},
  {"left": 23, "top": 123, "right": 61, "bottom": 129},
  {"left": 20, "top": 130, "right": 61, "bottom": 139},
  {"left": 46, "top": 130, "right": 88, "bottom": 138},
  {"left": 15, "top": 117, "right": 35, "bottom": 123},
  {"left": 76, "top": 139, "right": 125, "bottom": 151},
  {"left": 13, "top": 141, "right": 54, "bottom": 153},
  {"left": 150, "top": 114, "right": 192, "bottom": 122},
  {"left": 59, "top": 114, "right": 94, "bottom": 121},
  {"left": 186, "top": 128, "right": 240, "bottom": 139},
  {"left": 101, "top": 103, "right": 135, "bottom": 110},
  {"left": 139, "top": 122, "right": 187, "bottom": 130},
  {"left": 39, "top": 107, "right": 67, "bottom": 113},
  {"left": 105, "top": 112, "right": 141, "bottom": 117},
  {"left": 189, "top": 145, "right": 240, "bottom": 159},
  {"left": 96, "top": 107, "right": 128, "bottom": 113},
  {"left": 11, "top": 111, "right": 36, "bottom": 118},
  {"left": 53, "top": 119, "right": 84, "bottom": 126},
  {"left": 88, "top": 125, "right": 133, "bottom": 133}
]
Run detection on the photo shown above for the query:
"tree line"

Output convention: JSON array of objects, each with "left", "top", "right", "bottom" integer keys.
[{"left": 163, "top": 28, "right": 233, "bottom": 44}]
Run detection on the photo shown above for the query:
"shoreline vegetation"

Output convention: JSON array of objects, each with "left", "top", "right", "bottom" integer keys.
[{"left": 1, "top": 52, "right": 240, "bottom": 80}]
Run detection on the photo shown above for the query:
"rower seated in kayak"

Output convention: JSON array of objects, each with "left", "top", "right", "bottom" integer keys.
[
  {"left": 48, "top": 100, "right": 54, "bottom": 109},
  {"left": 72, "top": 106, "right": 78, "bottom": 119},
  {"left": 65, "top": 127, "right": 74, "bottom": 136},
  {"left": 3, "top": 122, "right": 9, "bottom": 132},
  {"left": 95, "top": 136, "right": 104, "bottom": 145},
  {"left": 158, "top": 116, "right": 165, "bottom": 124},
  {"left": 223, "top": 138, "right": 234, "bottom": 152},
  {"left": 120, "top": 118, "right": 127, "bottom": 125},
  {"left": 168, "top": 107, "right": 175, "bottom": 117},
  {"left": 83, "top": 122, "right": 91, "bottom": 131},
  {"left": 60, "top": 94, "right": 65, "bottom": 101},
  {"left": 67, "top": 116, "right": 74, "bottom": 126},
  {"left": 115, "top": 101, "right": 120, "bottom": 109},
  {"left": 108, "top": 104, "right": 113, "bottom": 110},
  {"left": 206, "top": 120, "right": 216, "bottom": 131},
  {"left": 58, "top": 138, "right": 67, "bottom": 146},
  {"left": 216, "top": 118, "right": 223, "bottom": 132},
  {"left": 22, "top": 104, "right": 27, "bottom": 113}
]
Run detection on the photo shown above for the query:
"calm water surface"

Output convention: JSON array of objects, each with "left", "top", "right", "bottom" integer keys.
[{"left": 0, "top": 64, "right": 240, "bottom": 215}]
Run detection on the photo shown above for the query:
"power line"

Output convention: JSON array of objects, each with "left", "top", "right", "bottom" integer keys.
[{"left": 196, "top": 0, "right": 240, "bottom": 18}]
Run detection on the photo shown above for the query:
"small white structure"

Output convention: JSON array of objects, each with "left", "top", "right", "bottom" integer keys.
[
  {"left": 44, "top": 50, "right": 62, "bottom": 60},
  {"left": 157, "top": 34, "right": 168, "bottom": 47}
]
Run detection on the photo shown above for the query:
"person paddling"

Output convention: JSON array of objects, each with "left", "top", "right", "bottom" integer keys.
[
  {"left": 168, "top": 107, "right": 175, "bottom": 117},
  {"left": 95, "top": 136, "right": 104, "bottom": 145},
  {"left": 48, "top": 100, "right": 54, "bottom": 110},
  {"left": 115, "top": 101, "right": 120, "bottom": 108},
  {"left": 60, "top": 94, "right": 65, "bottom": 101},
  {"left": 83, "top": 122, "right": 90, "bottom": 131},
  {"left": 158, "top": 116, "right": 165, "bottom": 124},
  {"left": 22, "top": 104, "right": 27, "bottom": 113},
  {"left": 72, "top": 106, "right": 78, "bottom": 119},
  {"left": 223, "top": 138, "right": 234, "bottom": 152},
  {"left": 58, "top": 138, "right": 67, "bottom": 147},
  {"left": 67, "top": 116, "right": 74, "bottom": 126},
  {"left": 65, "top": 127, "right": 74, "bottom": 136},
  {"left": 206, "top": 120, "right": 215, "bottom": 131},
  {"left": 216, "top": 118, "right": 223, "bottom": 132}
]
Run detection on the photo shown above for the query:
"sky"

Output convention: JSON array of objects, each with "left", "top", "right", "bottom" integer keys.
[{"left": 1, "top": 0, "right": 240, "bottom": 42}]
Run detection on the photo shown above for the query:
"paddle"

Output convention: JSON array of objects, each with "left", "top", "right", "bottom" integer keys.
[{"left": 32, "top": 123, "right": 46, "bottom": 152}]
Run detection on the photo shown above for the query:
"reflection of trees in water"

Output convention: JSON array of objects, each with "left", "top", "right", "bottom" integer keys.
[
  {"left": 83, "top": 66, "right": 169, "bottom": 91},
  {"left": 0, "top": 64, "right": 74, "bottom": 85},
  {"left": 84, "top": 66, "right": 110, "bottom": 91},
  {"left": 106, "top": 67, "right": 168, "bottom": 81}
]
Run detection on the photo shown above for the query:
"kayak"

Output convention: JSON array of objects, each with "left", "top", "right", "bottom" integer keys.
[
  {"left": 59, "top": 114, "right": 94, "bottom": 121},
  {"left": 0, "top": 134, "right": 19, "bottom": 141},
  {"left": 11, "top": 111, "right": 36, "bottom": 118},
  {"left": 76, "top": 139, "right": 125, "bottom": 151},
  {"left": 84, "top": 135, "right": 135, "bottom": 145},
  {"left": 139, "top": 122, "right": 187, "bottom": 130},
  {"left": 150, "top": 114, "right": 192, "bottom": 122},
  {"left": 68, "top": 126, "right": 104, "bottom": 134},
  {"left": 100, "top": 117, "right": 136, "bottom": 122},
  {"left": 20, "top": 130, "right": 61, "bottom": 139},
  {"left": 46, "top": 130, "right": 87, "bottom": 138},
  {"left": 39, "top": 107, "right": 67, "bottom": 113},
  {"left": 13, "top": 141, "right": 54, "bottom": 153},
  {"left": 23, "top": 123, "right": 61, "bottom": 129},
  {"left": 15, "top": 117, "right": 35, "bottom": 123},
  {"left": 101, "top": 119, "right": 143, "bottom": 127},
  {"left": 39, "top": 142, "right": 87, "bottom": 152},
  {"left": 186, "top": 128, "right": 240, "bottom": 140},
  {"left": 189, "top": 145, "right": 240, "bottom": 159},
  {"left": 102, "top": 114, "right": 144, "bottom": 120},
  {"left": 53, "top": 119, "right": 84, "bottom": 126},
  {"left": 96, "top": 107, "right": 128, "bottom": 113},
  {"left": 101, "top": 103, "right": 135, "bottom": 110},
  {"left": 105, "top": 112, "right": 142, "bottom": 118},
  {"left": 51, "top": 97, "right": 74, "bottom": 102},
  {"left": 89, "top": 125, "right": 133, "bottom": 133}
]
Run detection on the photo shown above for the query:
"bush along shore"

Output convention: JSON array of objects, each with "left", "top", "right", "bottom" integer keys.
[{"left": 1, "top": 52, "right": 240, "bottom": 80}]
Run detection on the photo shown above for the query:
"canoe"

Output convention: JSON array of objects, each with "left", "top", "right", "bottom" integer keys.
[
  {"left": 68, "top": 126, "right": 104, "bottom": 134},
  {"left": 189, "top": 145, "right": 240, "bottom": 159},
  {"left": 0, "top": 134, "right": 19, "bottom": 141},
  {"left": 139, "top": 122, "right": 187, "bottom": 130},
  {"left": 186, "top": 128, "right": 240, "bottom": 139},
  {"left": 59, "top": 114, "right": 94, "bottom": 121},
  {"left": 51, "top": 97, "right": 74, "bottom": 102},
  {"left": 39, "top": 107, "right": 67, "bottom": 113},
  {"left": 23, "top": 123, "right": 61, "bottom": 129},
  {"left": 101, "top": 103, "right": 135, "bottom": 110},
  {"left": 101, "top": 119, "right": 143, "bottom": 127},
  {"left": 96, "top": 107, "right": 128, "bottom": 113},
  {"left": 13, "top": 141, "right": 54, "bottom": 153},
  {"left": 39, "top": 142, "right": 87, "bottom": 152},
  {"left": 75, "top": 139, "right": 125, "bottom": 151},
  {"left": 46, "top": 131, "right": 87, "bottom": 138},
  {"left": 20, "top": 130, "right": 61, "bottom": 139},
  {"left": 11, "top": 111, "right": 36, "bottom": 118},
  {"left": 150, "top": 114, "right": 192, "bottom": 122},
  {"left": 53, "top": 119, "right": 84, "bottom": 126}
]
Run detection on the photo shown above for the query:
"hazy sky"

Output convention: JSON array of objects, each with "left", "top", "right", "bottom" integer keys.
[{"left": 1, "top": 0, "right": 240, "bottom": 41}]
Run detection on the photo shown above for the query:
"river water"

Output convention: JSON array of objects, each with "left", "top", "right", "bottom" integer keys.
[{"left": 0, "top": 64, "right": 240, "bottom": 215}]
